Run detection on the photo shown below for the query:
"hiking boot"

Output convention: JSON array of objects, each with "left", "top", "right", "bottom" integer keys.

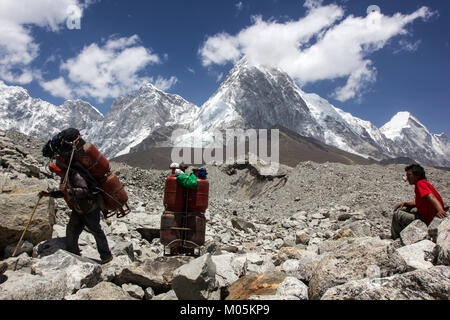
[{"left": 101, "top": 256, "right": 113, "bottom": 264}]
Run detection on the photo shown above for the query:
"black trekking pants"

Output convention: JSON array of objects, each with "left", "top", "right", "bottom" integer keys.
[{"left": 66, "top": 208, "right": 112, "bottom": 261}]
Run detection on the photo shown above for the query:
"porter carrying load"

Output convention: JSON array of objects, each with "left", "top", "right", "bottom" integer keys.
[{"left": 44, "top": 128, "right": 130, "bottom": 218}]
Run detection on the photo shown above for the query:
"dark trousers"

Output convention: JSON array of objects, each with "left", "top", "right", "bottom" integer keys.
[{"left": 66, "top": 208, "right": 112, "bottom": 261}]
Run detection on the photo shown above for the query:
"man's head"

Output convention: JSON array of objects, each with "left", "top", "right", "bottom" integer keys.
[{"left": 405, "top": 164, "right": 426, "bottom": 185}]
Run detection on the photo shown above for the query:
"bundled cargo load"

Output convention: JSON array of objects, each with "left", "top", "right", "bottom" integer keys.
[
  {"left": 160, "top": 164, "right": 209, "bottom": 256},
  {"left": 46, "top": 128, "right": 130, "bottom": 218}
]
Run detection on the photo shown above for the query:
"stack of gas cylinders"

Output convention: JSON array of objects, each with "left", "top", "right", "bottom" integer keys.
[
  {"left": 160, "top": 166, "right": 209, "bottom": 256},
  {"left": 49, "top": 139, "right": 130, "bottom": 218}
]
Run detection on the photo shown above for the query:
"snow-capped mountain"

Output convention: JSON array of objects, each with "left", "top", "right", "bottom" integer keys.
[
  {"left": 0, "top": 80, "right": 103, "bottom": 141},
  {"left": 171, "top": 59, "right": 448, "bottom": 167},
  {"left": 89, "top": 83, "right": 198, "bottom": 158},
  {"left": 381, "top": 112, "right": 449, "bottom": 167},
  {"left": 0, "top": 59, "right": 448, "bottom": 167},
  {"left": 0, "top": 81, "right": 199, "bottom": 158},
  {"left": 174, "top": 59, "right": 392, "bottom": 160}
]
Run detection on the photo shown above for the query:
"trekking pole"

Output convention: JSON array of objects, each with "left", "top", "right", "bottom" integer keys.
[
  {"left": 62, "top": 144, "right": 76, "bottom": 186},
  {"left": 12, "top": 194, "right": 43, "bottom": 257}
]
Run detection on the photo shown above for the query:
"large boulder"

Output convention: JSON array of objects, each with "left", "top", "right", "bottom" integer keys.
[
  {"left": 308, "top": 237, "right": 407, "bottom": 300},
  {"left": 31, "top": 249, "right": 102, "bottom": 293},
  {"left": 436, "top": 217, "right": 450, "bottom": 266},
  {"left": 321, "top": 266, "right": 450, "bottom": 300},
  {"left": 171, "top": 253, "right": 220, "bottom": 300},
  {"left": 276, "top": 276, "right": 308, "bottom": 300},
  {"left": 395, "top": 240, "right": 436, "bottom": 271},
  {"left": 65, "top": 281, "right": 137, "bottom": 300},
  {"left": 211, "top": 253, "right": 246, "bottom": 289},
  {"left": 0, "top": 270, "right": 69, "bottom": 300},
  {"left": 0, "top": 179, "right": 55, "bottom": 253},
  {"left": 400, "top": 219, "right": 428, "bottom": 246},
  {"left": 280, "top": 251, "right": 322, "bottom": 282},
  {"left": 115, "top": 256, "right": 192, "bottom": 294}
]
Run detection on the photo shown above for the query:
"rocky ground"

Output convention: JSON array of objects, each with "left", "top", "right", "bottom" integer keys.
[{"left": 0, "top": 128, "right": 449, "bottom": 300}]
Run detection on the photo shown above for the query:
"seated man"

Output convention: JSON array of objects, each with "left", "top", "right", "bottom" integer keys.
[{"left": 391, "top": 164, "right": 448, "bottom": 239}]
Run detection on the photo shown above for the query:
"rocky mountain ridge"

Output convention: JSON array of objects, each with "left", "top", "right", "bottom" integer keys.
[{"left": 0, "top": 129, "right": 449, "bottom": 300}]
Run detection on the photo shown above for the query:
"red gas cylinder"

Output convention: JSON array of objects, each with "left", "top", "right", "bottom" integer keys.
[
  {"left": 187, "top": 178, "right": 209, "bottom": 213},
  {"left": 75, "top": 142, "right": 110, "bottom": 180},
  {"left": 163, "top": 169, "right": 186, "bottom": 212},
  {"left": 160, "top": 211, "right": 184, "bottom": 246},
  {"left": 101, "top": 172, "right": 128, "bottom": 211},
  {"left": 49, "top": 162, "right": 66, "bottom": 178},
  {"left": 184, "top": 212, "right": 206, "bottom": 247}
]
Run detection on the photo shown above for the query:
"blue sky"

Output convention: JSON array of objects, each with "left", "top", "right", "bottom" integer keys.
[{"left": 1, "top": 0, "right": 449, "bottom": 135}]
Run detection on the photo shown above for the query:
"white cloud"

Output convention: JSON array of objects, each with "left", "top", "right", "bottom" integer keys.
[
  {"left": 40, "top": 35, "right": 176, "bottom": 102},
  {"left": 153, "top": 76, "right": 178, "bottom": 91},
  {"left": 40, "top": 77, "right": 74, "bottom": 99},
  {"left": 216, "top": 73, "right": 224, "bottom": 83},
  {"left": 236, "top": 2, "right": 243, "bottom": 12},
  {"left": 199, "top": 1, "right": 435, "bottom": 102},
  {"left": 395, "top": 39, "right": 422, "bottom": 54},
  {"left": 0, "top": 0, "right": 89, "bottom": 84}
]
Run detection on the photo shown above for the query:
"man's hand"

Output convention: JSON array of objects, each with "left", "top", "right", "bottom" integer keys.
[
  {"left": 393, "top": 202, "right": 405, "bottom": 212},
  {"left": 38, "top": 191, "right": 50, "bottom": 198},
  {"left": 436, "top": 209, "right": 448, "bottom": 219},
  {"left": 60, "top": 183, "right": 69, "bottom": 193}
]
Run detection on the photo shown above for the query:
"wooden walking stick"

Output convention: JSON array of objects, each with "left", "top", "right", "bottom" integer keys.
[{"left": 12, "top": 194, "right": 42, "bottom": 257}]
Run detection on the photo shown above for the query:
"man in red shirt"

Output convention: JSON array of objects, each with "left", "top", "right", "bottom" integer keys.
[{"left": 391, "top": 164, "right": 448, "bottom": 239}]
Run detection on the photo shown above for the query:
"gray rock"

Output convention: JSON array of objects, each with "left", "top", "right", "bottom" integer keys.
[
  {"left": 171, "top": 253, "right": 220, "bottom": 300},
  {"left": 32, "top": 249, "right": 102, "bottom": 293},
  {"left": 321, "top": 266, "right": 450, "bottom": 300},
  {"left": 111, "top": 241, "right": 135, "bottom": 261},
  {"left": 427, "top": 217, "right": 444, "bottom": 242},
  {"left": 152, "top": 289, "right": 178, "bottom": 300},
  {"left": 244, "top": 252, "right": 276, "bottom": 275},
  {"left": 122, "top": 283, "right": 145, "bottom": 300},
  {"left": 436, "top": 217, "right": 450, "bottom": 265},
  {"left": 395, "top": 240, "right": 436, "bottom": 270},
  {"left": 65, "top": 281, "right": 137, "bottom": 300},
  {"left": 0, "top": 187, "right": 56, "bottom": 252},
  {"left": 115, "top": 256, "right": 192, "bottom": 293},
  {"left": 400, "top": 219, "right": 428, "bottom": 246},
  {"left": 101, "top": 255, "right": 134, "bottom": 282},
  {"left": 4, "top": 252, "right": 33, "bottom": 273},
  {"left": 3, "top": 240, "right": 34, "bottom": 258},
  {"left": 231, "top": 218, "right": 257, "bottom": 232},
  {"left": 144, "top": 287, "right": 155, "bottom": 300},
  {"left": 308, "top": 237, "right": 407, "bottom": 300},
  {"left": 211, "top": 253, "right": 241, "bottom": 288},
  {"left": 276, "top": 276, "right": 309, "bottom": 300},
  {"left": 32, "top": 237, "right": 66, "bottom": 258},
  {"left": 0, "top": 270, "right": 69, "bottom": 300}
]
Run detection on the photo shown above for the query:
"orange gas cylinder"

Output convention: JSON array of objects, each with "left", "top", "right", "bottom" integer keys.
[
  {"left": 48, "top": 162, "right": 66, "bottom": 178},
  {"left": 187, "top": 178, "right": 209, "bottom": 213},
  {"left": 160, "top": 211, "right": 184, "bottom": 246},
  {"left": 75, "top": 142, "right": 110, "bottom": 180},
  {"left": 163, "top": 170, "right": 186, "bottom": 212},
  {"left": 100, "top": 172, "right": 128, "bottom": 211}
]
